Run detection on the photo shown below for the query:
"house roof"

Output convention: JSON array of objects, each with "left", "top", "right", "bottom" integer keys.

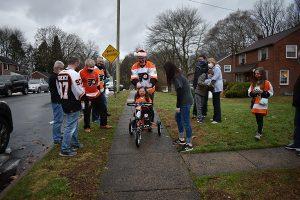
[
  {"left": 0, "top": 56, "right": 22, "bottom": 67},
  {"left": 232, "top": 64, "right": 257, "bottom": 73},
  {"left": 217, "top": 54, "right": 233, "bottom": 63},
  {"left": 237, "top": 24, "right": 300, "bottom": 54},
  {"left": 31, "top": 71, "right": 51, "bottom": 78}
]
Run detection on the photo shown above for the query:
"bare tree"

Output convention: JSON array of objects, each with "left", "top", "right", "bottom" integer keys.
[
  {"left": 120, "top": 53, "right": 136, "bottom": 89},
  {"left": 79, "top": 40, "right": 99, "bottom": 62},
  {"left": 253, "top": 0, "right": 286, "bottom": 37},
  {"left": 35, "top": 26, "right": 87, "bottom": 61},
  {"left": 0, "top": 27, "right": 26, "bottom": 59},
  {"left": 147, "top": 7, "right": 207, "bottom": 75},
  {"left": 285, "top": 0, "right": 300, "bottom": 29},
  {"left": 205, "top": 10, "right": 260, "bottom": 59}
]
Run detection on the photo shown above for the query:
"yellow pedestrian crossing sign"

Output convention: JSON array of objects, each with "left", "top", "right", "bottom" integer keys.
[{"left": 102, "top": 45, "right": 119, "bottom": 63}]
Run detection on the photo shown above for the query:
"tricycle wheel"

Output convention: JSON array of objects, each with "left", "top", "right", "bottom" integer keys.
[
  {"left": 129, "top": 119, "right": 133, "bottom": 135},
  {"left": 135, "top": 130, "right": 141, "bottom": 148},
  {"left": 157, "top": 121, "right": 161, "bottom": 136}
]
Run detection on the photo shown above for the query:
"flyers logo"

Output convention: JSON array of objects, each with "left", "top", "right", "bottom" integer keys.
[
  {"left": 99, "top": 74, "right": 104, "bottom": 81},
  {"left": 87, "top": 78, "right": 96, "bottom": 86},
  {"left": 138, "top": 73, "right": 149, "bottom": 80}
]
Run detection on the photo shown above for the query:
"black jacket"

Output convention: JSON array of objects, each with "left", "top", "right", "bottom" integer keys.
[
  {"left": 193, "top": 61, "right": 208, "bottom": 89},
  {"left": 293, "top": 75, "right": 300, "bottom": 107},
  {"left": 49, "top": 73, "right": 61, "bottom": 104}
]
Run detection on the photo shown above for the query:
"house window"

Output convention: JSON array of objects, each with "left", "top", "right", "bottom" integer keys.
[
  {"left": 239, "top": 54, "right": 246, "bottom": 64},
  {"left": 258, "top": 48, "right": 268, "bottom": 61},
  {"left": 279, "top": 70, "right": 289, "bottom": 85},
  {"left": 286, "top": 45, "right": 297, "bottom": 58},
  {"left": 236, "top": 74, "right": 245, "bottom": 82},
  {"left": 4, "top": 64, "right": 8, "bottom": 70},
  {"left": 265, "top": 70, "right": 269, "bottom": 80},
  {"left": 224, "top": 65, "right": 231, "bottom": 73}
]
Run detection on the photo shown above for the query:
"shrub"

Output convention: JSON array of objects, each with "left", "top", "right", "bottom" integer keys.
[{"left": 224, "top": 82, "right": 251, "bottom": 98}]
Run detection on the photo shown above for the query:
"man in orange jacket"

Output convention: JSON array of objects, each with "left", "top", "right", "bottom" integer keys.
[
  {"left": 130, "top": 49, "right": 158, "bottom": 99},
  {"left": 131, "top": 49, "right": 157, "bottom": 122},
  {"left": 80, "top": 58, "right": 112, "bottom": 132}
]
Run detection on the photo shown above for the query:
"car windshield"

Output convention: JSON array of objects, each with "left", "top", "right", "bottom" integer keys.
[
  {"left": 0, "top": 76, "right": 10, "bottom": 82},
  {"left": 29, "top": 79, "right": 40, "bottom": 84}
]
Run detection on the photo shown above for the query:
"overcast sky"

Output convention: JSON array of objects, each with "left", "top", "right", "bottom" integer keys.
[{"left": 0, "top": 0, "right": 289, "bottom": 58}]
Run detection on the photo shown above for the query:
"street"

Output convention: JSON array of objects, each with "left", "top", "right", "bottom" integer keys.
[{"left": 1, "top": 93, "right": 53, "bottom": 174}]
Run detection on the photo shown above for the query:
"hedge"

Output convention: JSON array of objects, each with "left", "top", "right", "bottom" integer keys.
[{"left": 224, "top": 82, "right": 251, "bottom": 98}]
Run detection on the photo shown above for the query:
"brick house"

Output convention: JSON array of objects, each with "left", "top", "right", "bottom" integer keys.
[
  {"left": 31, "top": 71, "right": 51, "bottom": 82},
  {"left": 219, "top": 25, "right": 300, "bottom": 95},
  {"left": 0, "top": 56, "right": 27, "bottom": 75}
]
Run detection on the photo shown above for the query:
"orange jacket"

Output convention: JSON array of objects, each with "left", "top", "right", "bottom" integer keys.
[
  {"left": 131, "top": 61, "right": 157, "bottom": 94},
  {"left": 79, "top": 67, "right": 104, "bottom": 99},
  {"left": 248, "top": 80, "right": 274, "bottom": 116},
  {"left": 135, "top": 96, "right": 152, "bottom": 104},
  {"left": 94, "top": 67, "right": 105, "bottom": 90}
]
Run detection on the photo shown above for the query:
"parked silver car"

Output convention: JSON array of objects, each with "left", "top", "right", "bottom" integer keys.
[{"left": 28, "top": 79, "right": 49, "bottom": 93}]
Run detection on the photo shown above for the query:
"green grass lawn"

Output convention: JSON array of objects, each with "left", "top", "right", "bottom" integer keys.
[
  {"left": 3, "top": 91, "right": 129, "bottom": 200},
  {"left": 155, "top": 92, "right": 294, "bottom": 153},
  {"left": 194, "top": 168, "right": 300, "bottom": 199}
]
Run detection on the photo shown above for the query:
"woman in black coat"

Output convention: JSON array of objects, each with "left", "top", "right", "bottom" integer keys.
[{"left": 285, "top": 75, "right": 300, "bottom": 156}]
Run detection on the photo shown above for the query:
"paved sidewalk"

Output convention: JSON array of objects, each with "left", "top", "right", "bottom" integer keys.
[
  {"left": 182, "top": 147, "right": 300, "bottom": 176},
  {"left": 99, "top": 92, "right": 200, "bottom": 200}
]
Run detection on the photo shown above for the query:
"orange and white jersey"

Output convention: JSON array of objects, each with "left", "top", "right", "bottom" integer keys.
[
  {"left": 135, "top": 96, "right": 152, "bottom": 104},
  {"left": 248, "top": 80, "right": 274, "bottom": 116},
  {"left": 131, "top": 61, "right": 157, "bottom": 88},
  {"left": 80, "top": 67, "right": 101, "bottom": 99},
  {"left": 57, "top": 67, "right": 85, "bottom": 113},
  {"left": 94, "top": 66, "right": 105, "bottom": 90}
]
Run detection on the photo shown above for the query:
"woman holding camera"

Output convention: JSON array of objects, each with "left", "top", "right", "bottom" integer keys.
[{"left": 248, "top": 67, "right": 274, "bottom": 140}]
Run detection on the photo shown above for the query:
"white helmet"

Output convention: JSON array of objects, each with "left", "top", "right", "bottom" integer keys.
[{"left": 134, "top": 49, "right": 147, "bottom": 58}]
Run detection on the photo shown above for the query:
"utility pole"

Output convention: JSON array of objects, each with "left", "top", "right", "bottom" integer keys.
[{"left": 116, "top": 0, "right": 120, "bottom": 92}]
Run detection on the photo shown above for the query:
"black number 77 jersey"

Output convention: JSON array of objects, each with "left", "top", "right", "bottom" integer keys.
[{"left": 57, "top": 67, "right": 85, "bottom": 113}]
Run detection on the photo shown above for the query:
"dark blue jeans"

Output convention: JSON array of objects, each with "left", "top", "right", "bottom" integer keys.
[
  {"left": 294, "top": 107, "right": 300, "bottom": 147},
  {"left": 175, "top": 105, "right": 192, "bottom": 144},
  {"left": 51, "top": 103, "right": 63, "bottom": 143},
  {"left": 61, "top": 111, "right": 80, "bottom": 153}
]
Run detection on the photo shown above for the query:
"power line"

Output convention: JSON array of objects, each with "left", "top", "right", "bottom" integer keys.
[{"left": 187, "top": 0, "right": 236, "bottom": 11}]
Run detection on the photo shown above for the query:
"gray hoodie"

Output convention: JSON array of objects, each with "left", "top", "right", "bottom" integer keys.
[{"left": 195, "top": 73, "right": 208, "bottom": 96}]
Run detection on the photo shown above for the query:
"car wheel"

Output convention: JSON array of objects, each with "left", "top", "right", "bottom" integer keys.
[
  {"left": 0, "top": 117, "right": 10, "bottom": 154},
  {"left": 37, "top": 88, "right": 41, "bottom": 93},
  {"left": 5, "top": 89, "right": 12, "bottom": 97},
  {"left": 22, "top": 87, "right": 28, "bottom": 95}
]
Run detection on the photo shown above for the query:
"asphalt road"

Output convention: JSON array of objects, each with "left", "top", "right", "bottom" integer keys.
[{"left": 0, "top": 92, "right": 53, "bottom": 174}]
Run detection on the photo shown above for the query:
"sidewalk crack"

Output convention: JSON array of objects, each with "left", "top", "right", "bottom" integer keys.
[{"left": 237, "top": 151, "right": 258, "bottom": 169}]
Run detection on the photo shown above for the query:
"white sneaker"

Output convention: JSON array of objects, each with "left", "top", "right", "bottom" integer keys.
[
  {"left": 211, "top": 121, "right": 219, "bottom": 124},
  {"left": 255, "top": 132, "right": 262, "bottom": 140}
]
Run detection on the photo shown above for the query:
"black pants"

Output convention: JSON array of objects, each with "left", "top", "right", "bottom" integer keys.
[
  {"left": 255, "top": 114, "right": 264, "bottom": 134},
  {"left": 294, "top": 107, "right": 300, "bottom": 147},
  {"left": 193, "top": 91, "right": 208, "bottom": 116},
  {"left": 203, "top": 92, "right": 208, "bottom": 116},
  {"left": 212, "top": 92, "right": 221, "bottom": 122},
  {"left": 83, "top": 95, "right": 107, "bottom": 128}
]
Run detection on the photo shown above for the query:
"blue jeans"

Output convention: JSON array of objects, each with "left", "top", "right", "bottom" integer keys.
[
  {"left": 51, "top": 103, "right": 63, "bottom": 143},
  {"left": 61, "top": 111, "right": 80, "bottom": 153},
  {"left": 175, "top": 105, "right": 192, "bottom": 144}
]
